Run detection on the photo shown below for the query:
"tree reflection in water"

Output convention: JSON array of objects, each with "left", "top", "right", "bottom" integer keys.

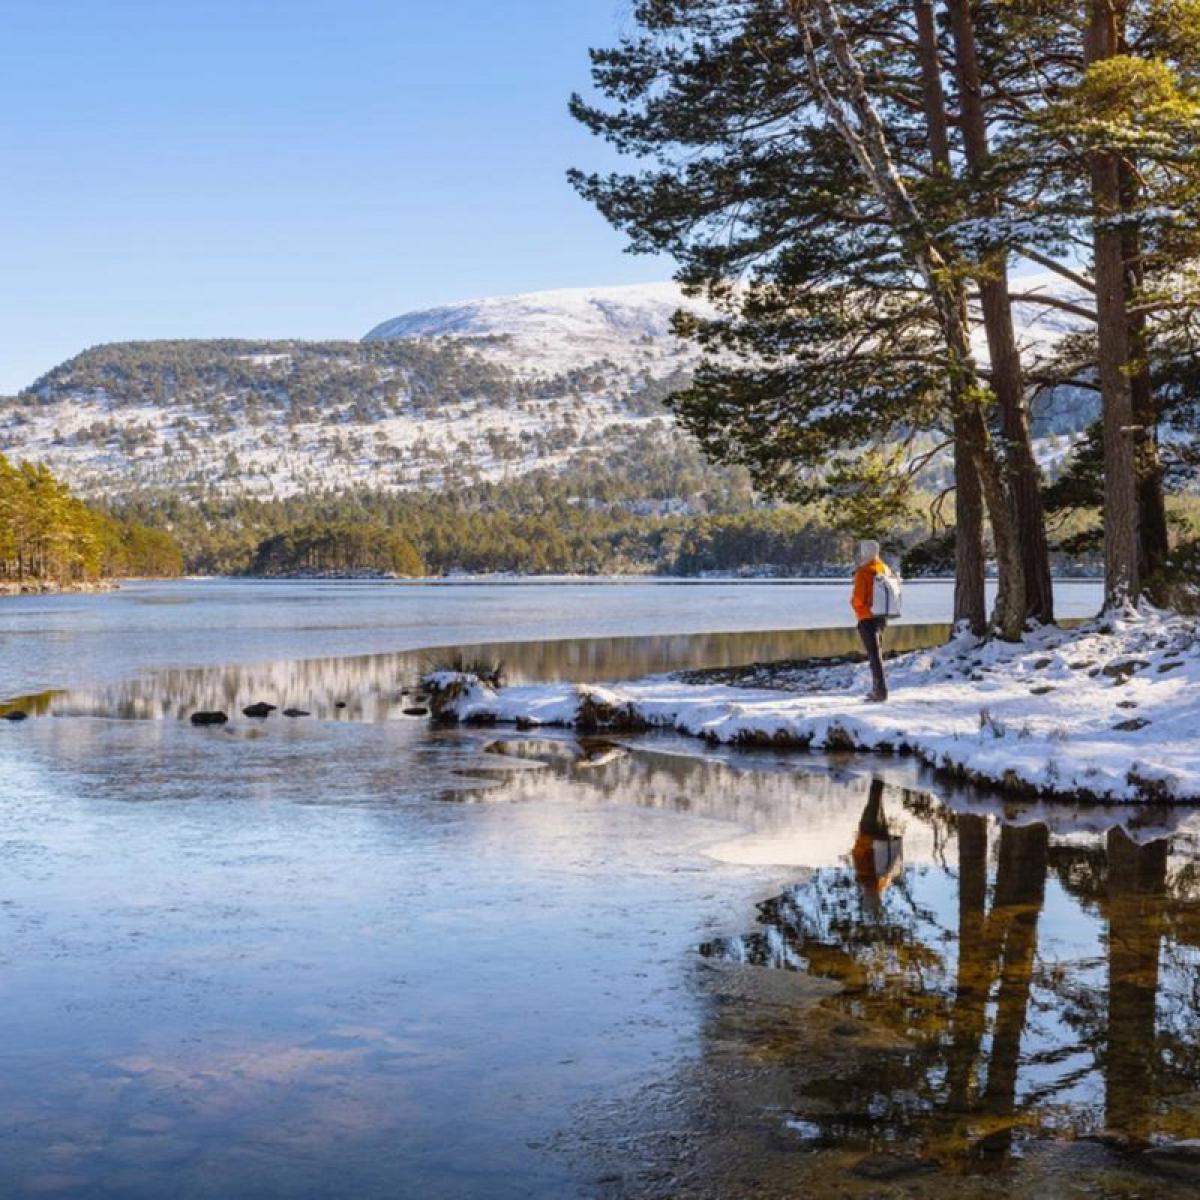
[
  {"left": 697, "top": 774, "right": 1200, "bottom": 1172},
  {"left": 476, "top": 735, "right": 1200, "bottom": 1175}
]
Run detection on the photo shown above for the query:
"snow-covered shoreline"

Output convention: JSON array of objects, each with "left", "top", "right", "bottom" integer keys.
[{"left": 424, "top": 606, "right": 1200, "bottom": 803}]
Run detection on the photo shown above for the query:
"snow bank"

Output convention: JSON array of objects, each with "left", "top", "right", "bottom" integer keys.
[{"left": 424, "top": 607, "right": 1200, "bottom": 803}]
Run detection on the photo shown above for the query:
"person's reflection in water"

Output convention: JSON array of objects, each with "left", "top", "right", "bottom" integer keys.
[{"left": 851, "top": 778, "right": 904, "bottom": 917}]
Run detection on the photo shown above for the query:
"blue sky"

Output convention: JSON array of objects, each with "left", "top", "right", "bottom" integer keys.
[{"left": 0, "top": 0, "right": 669, "bottom": 392}]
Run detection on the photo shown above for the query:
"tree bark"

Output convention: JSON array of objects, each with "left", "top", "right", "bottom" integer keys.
[
  {"left": 914, "top": 0, "right": 985, "bottom": 634},
  {"left": 1118, "top": 159, "right": 1170, "bottom": 582},
  {"left": 953, "top": 409, "right": 987, "bottom": 633},
  {"left": 947, "top": 0, "right": 1052, "bottom": 625},
  {"left": 1086, "top": 0, "right": 1140, "bottom": 607}
]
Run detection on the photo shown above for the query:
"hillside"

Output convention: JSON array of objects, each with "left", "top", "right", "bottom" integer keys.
[
  {"left": 0, "top": 284, "right": 720, "bottom": 500},
  {"left": 0, "top": 280, "right": 1095, "bottom": 504}
]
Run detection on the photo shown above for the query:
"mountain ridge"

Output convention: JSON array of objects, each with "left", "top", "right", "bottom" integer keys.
[{"left": 363, "top": 280, "right": 711, "bottom": 374}]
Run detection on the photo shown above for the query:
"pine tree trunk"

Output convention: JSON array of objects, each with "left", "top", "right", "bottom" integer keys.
[
  {"left": 1119, "top": 160, "right": 1170, "bottom": 582},
  {"left": 947, "top": 0, "right": 1052, "bottom": 625},
  {"left": 960, "top": 391, "right": 1025, "bottom": 640},
  {"left": 953, "top": 410, "right": 987, "bottom": 634},
  {"left": 1132, "top": 360, "right": 1170, "bottom": 583},
  {"left": 913, "top": 0, "right": 984, "bottom": 633},
  {"left": 1086, "top": 0, "right": 1140, "bottom": 607}
]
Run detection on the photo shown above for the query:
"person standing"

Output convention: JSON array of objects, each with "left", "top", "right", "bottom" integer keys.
[{"left": 851, "top": 539, "right": 892, "bottom": 703}]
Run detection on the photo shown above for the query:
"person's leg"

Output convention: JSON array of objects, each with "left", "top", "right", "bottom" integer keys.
[
  {"left": 875, "top": 616, "right": 889, "bottom": 698},
  {"left": 858, "top": 618, "right": 887, "bottom": 700}
]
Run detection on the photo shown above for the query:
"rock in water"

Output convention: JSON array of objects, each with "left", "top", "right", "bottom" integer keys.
[
  {"left": 403, "top": 706, "right": 429, "bottom": 717},
  {"left": 282, "top": 708, "right": 310, "bottom": 718},
  {"left": 2, "top": 710, "right": 29, "bottom": 722},
  {"left": 243, "top": 702, "right": 277, "bottom": 718},
  {"left": 190, "top": 711, "right": 228, "bottom": 726}
]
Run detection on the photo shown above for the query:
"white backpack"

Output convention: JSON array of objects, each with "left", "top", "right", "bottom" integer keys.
[{"left": 872, "top": 567, "right": 903, "bottom": 618}]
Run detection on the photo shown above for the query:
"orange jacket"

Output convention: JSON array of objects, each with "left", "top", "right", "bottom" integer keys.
[{"left": 851, "top": 558, "right": 884, "bottom": 621}]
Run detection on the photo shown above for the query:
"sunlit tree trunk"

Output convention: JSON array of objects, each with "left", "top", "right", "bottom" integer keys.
[
  {"left": 914, "top": 0, "right": 986, "bottom": 634},
  {"left": 1118, "top": 160, "right": 1170, "bottom": 584},
  {"left": 947, "top": 0, "right": 1053, "bottom": 624},
  {"left": 1086, "top": 0, "right": 1140, "bottom": 606}
]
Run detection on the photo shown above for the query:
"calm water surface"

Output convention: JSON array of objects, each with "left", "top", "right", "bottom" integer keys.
[
  {"left": 0, "top": 577, "right": 1104, "bottom": 698},
  {"left": 7, "top": 578, "right": 1194, "bottom": 1200}
]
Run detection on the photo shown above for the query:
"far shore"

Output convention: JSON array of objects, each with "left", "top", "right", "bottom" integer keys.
[
  {"left": 0, "top": 579, "right": 121, "bottom": 597},
  {"left": 1, "top": 572, "right": 1109, "bottom": 597}
]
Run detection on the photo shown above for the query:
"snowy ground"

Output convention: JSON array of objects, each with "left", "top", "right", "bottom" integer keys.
[{"left": 425, "top": 606, "right": 1200, "bottom": 803}]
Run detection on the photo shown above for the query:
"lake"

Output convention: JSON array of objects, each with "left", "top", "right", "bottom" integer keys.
[{"left": 8, "top": 577, "right": 1200, "bottom": 1199}]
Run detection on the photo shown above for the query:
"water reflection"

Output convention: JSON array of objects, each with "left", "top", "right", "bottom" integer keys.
[
  {"left": 3, "top": 623, "right": 954, "bottom": 720},
  {"left": 852, "top": 779, "right": 904, "bottom": 913},
  {"left": 474, "top": 737, "right": 1200, "bottom": 1181},
  {"left": 6, "top": 710, "right": 1200, "bottom": 1196},
  {"left": 691, "top": 774, "right": 1200, "bottom": 1173}
]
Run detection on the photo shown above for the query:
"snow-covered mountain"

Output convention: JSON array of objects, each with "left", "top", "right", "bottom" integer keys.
[
  {"left": 0, "top": 285, "right": 712, "bottom": 500},
  {"left": 363, "top": 281, "right": 713, "bottom": 374},
  {"left": 0, "top": 278, "right": 1094, "bottom": 502}
]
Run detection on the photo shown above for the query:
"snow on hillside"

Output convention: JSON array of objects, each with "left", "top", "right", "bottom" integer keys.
[
  {"left": 0, "top": 276, "right": 1096, "bottom": 501},
  {"left": 363, "top": 281, "right": 714, "bottom": 375}
]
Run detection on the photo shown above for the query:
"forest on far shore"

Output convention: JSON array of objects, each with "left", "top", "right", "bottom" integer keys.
[
  {"left": 108, "top": 462, "right": 1156, "bottom": 581},
  {"left": 0, "top": 453, "right": 183, "bottom": 584}
]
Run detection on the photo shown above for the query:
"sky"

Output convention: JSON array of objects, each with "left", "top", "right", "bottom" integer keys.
[{"left": 0, "top": 0, "right": 670, "bottom": 392}]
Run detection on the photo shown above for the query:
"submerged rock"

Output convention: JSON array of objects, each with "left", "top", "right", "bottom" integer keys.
[
  {"left": 242, "top": 702, "right": 277, "bottom": 718},
  {"left": 190, "top": 711, "right": 228, "bottom": 726},
  {"left": 403, "top": 706, "right": 430, "bottom": 717},
  {"left": 2, "top": 710, "right": 29, "bottom": 722},
  {"left": 282, "top": 708, "right": 310, "bottom": 718}
]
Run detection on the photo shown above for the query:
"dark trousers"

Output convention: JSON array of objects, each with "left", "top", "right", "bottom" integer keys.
[{"left": 857, "top": 616, "right": 889, "bottom": 698}]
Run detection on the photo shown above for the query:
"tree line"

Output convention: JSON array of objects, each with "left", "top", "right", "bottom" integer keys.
[
  {"left": 0, "top": 453, "right": 182, "bottom": 583},
  {"left": 570, "top": 0, "right": 1200, "bottom": 634},
  {"left": 108, "top": 460, "right": 1141, "bottom": 579}
]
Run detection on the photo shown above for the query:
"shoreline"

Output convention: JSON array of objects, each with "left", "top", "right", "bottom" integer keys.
[
  {"left": 423, "top": 606, "right": 1200, "bottom": 805},
  {"left": 0, "top": 579, "right": 120, "bottom": 597}
]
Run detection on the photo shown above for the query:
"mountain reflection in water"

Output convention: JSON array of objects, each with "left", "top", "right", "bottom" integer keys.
[{"left": 484, "top": 737, "right": 1200, "bottom": 1183}]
